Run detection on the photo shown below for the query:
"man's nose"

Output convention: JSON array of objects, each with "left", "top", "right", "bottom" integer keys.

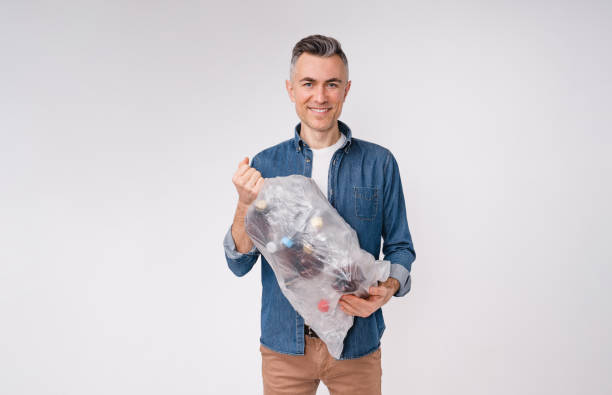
[{"left": 313, "top": 85, "right": 327, "bottom": 103}]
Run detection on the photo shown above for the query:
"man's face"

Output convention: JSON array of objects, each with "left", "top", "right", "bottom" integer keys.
[{"left": 285, "top": 53, "right": 351, "bottom": 136}]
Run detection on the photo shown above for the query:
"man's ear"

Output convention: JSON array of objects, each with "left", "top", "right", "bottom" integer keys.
[
  {"left": 343, "top": 80, "right": 352, "bottom": 101},
  {"left": 285, "top": 79, "right": 295, "bottom": 103}
]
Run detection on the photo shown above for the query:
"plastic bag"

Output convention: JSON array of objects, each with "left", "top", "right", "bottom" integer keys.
[{"left": 245, "top": 175, "right": 390, "bottom": 359}]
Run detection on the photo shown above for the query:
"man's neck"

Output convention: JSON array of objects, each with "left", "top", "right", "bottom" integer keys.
[{"left": 300, "top": 123, "right": 342, "bottom": 149}]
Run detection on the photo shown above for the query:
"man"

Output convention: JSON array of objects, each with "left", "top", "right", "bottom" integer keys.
[{"left": 223, "top": 34, "right": 416, "bottom": 395}]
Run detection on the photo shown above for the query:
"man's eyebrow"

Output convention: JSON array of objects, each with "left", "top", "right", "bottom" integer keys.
[{"left": 299, "top": 77, "right": 344, "bottom": 83}]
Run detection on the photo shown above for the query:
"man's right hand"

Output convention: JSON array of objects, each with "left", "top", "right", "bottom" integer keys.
[
  {"left": 232, "top": 157, "right": 265, "bottom": 207},
  {"left": 230, "top": 157, "right": 264, "bottom": 253}
]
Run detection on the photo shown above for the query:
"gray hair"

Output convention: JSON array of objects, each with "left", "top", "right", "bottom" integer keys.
[{"left": 289, "top": 34, "right": 349, "bottom": 81}]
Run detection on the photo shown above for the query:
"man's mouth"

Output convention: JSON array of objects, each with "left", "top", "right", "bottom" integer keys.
[{"left": 309, "top": 107, "right": 331, "bottom": 113}]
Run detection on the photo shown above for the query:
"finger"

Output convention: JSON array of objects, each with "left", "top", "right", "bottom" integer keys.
[
  {"left": 353, "top": 296, "right": 375, "bottom": 310},
  {"left": 244, "top": 170, "right": 262, "bottom": 189},
  {"left": 340, "top": 300, "right": 369, "bottom": 318},
  {"left": 339, "top": 301, "right": 356, "bottom": 316},
  {"left": 238, "top": 157, "right": 249, "bottom": 168},
  {"left": 236, "top": 164, "right": 251, "bottom": 178},
  {"left": 368, "top": 286, "right": 388, "bottom": 297},
  {"left": 233, "top": 167, "right": 251, "bottom": 187},
  {"left": 340, "top": 294, "right": 360, "bottom": 304},
  {"left": 341, "top": 294, "right": 367, "bottom": 310},
  {"left": 238, "top": 167, "right": 257, "bottom": 184},
  {"left": 254, "top": 177, "right": 265, "bottom": 194},
  {"left": 236, "top": 158, "right": 251, "bottom": 177},
  {"left": 338, "top": 303, "right": 355, "bottom": 315},
  {"left": 349, "top": 294, "right": 384, "bottom": 314}
]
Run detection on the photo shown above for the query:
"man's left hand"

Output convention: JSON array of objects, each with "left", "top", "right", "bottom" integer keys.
[{"left": 339, "top": 277, "right": 400, "bottom": 318}]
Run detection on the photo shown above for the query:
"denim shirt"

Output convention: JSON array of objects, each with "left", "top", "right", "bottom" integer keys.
[{"left": 223, "top": 120, "right": 416, "bottom": 359}]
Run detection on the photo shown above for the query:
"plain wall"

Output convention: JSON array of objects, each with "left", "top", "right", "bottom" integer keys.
[{"left": 1, "top": 1, "right": 610, "bottom": 394}]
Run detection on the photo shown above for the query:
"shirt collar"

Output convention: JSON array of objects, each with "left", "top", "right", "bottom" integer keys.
[{"left": 293, "top": 120, "right": 353, "bottom": 152}]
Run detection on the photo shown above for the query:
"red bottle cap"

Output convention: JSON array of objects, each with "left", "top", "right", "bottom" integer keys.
[{"left": 317, "top": 299, "right": 329, "bottom": 313}]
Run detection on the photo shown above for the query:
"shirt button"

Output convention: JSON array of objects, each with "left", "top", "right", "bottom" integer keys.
[
  {"left": 306, "top": 158, "right": 311, "bottom": 163},
  {"left": 330, "top": 189, "right": 333, "bottom": 195}
]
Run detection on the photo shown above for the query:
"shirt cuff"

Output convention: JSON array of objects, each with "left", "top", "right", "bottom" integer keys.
[
  {"left": 389, "top": 263, "right": 412, "bottom": 297},
  {"left": 223, "top": 225, "right": 258, "bottom": 260}
]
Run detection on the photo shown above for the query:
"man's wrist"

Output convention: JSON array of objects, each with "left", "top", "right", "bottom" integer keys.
[
  {"left": 382, "top": 277, "right": 400, "bottom": 294},
  {"left": 236, "top": 201, "right": 250, "bottom": 212}
]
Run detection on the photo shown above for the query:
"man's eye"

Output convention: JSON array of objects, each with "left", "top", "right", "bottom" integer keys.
[
  {"left": 303, "top": 83, "right": 312, "bottom": 87},
  {"left": 328, "top": 83, "right": 337, "bottom": 88}
]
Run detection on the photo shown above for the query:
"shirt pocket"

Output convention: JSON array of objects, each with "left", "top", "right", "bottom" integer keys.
[{"left": 353, "top": 187, "right": 379, "bottom": 221}]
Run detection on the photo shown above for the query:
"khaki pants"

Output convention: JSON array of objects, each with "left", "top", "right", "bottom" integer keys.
[{"left": 260, "top": 336, "right": 382, "bottom": 395}]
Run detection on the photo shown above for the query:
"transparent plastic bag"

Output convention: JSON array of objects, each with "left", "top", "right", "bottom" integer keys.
[{"left": 245, "top": 175, "right": 390, "bottom": 359}]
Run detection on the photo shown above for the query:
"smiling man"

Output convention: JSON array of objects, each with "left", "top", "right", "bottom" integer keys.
[
  {"left": 286, "top": 52, "right": 350, "bottom": 149},
  {"left": 223, "top": 35, "right": 416, "bottom": 395}
]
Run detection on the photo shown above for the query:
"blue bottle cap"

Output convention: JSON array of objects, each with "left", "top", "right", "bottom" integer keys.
[{"left": 281, "top": 237, "right": 294, "bottom": 248}]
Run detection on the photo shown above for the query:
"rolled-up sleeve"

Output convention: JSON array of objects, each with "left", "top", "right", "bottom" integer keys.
[
  {"left": 223, "top": 225, "right": 260, "bottom": 277},
  {"left": 381, "top": 152, "right": 416, "bottom": 297}
]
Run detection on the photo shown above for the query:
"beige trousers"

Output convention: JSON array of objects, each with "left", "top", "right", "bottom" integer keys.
[{"left": 260, "top": 336, "right": 382, "bottom": 395}]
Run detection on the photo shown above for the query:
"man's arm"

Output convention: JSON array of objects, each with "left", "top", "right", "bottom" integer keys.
[
  {"left": 339, "top": 151, "right": 416, "bottom": 317},
  {"left": 380, "top": 151, "right": 416, "bottom": 297},
  {"left": 223, "top": 157, "right": 264, "bottom": 277},
  {"left": 232, "top": 202, "right": 255, "bottom": 253}
]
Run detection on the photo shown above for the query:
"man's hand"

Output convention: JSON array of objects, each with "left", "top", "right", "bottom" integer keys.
[
  {"left": 232, "top": 157, "right": 265, "bottom": 208},
  {"left": 338, "top": 277, "right": 400, "bottom": 318},
  {"left": 231, "top": 157, "right": 264, "bottom": 253}
]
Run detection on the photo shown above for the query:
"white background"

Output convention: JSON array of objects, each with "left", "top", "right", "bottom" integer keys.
[{"left": 1, "top": 1, "right": 611, "bottom": 394}]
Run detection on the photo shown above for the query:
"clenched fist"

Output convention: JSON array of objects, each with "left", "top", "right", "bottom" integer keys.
[{"left": 232, "top": 157, "right": 265, "bottom": 208}]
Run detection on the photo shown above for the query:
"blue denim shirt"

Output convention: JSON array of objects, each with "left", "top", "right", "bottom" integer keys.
[{"left": 223, "top": 120, "right": 416, "bottom": 359}]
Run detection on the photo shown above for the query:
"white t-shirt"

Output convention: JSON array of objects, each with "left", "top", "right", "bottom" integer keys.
[{"left": 310, "top": 133, "right": 347, "bottom": 199}]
